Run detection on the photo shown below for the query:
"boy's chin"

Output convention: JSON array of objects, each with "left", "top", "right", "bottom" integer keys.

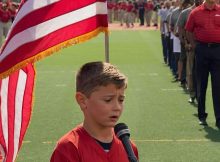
[
  {"left": 104, "top": 122, "right": 118, "bottom": 128},
  {"left": 111, "top": 121, "right": 120, "bottom": 127}
]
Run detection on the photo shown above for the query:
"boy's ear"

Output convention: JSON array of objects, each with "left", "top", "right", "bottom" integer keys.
[{"left": 75, "top": 92, "right": 87, "bottom": 110}]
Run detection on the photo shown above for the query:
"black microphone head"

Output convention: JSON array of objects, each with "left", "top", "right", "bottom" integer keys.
[{"left": 114, "top": 123, "right": 130, "bottom": 140}]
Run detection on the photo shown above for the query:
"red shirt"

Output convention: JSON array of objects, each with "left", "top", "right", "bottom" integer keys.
[
  {"left": 127, "top": 4, "right": 134, "bottom": 12},
  {"left": 185, "top": 3, "right": 220, "bottom": 43},
  {"left": 0, "top": 9, "right": 11, "bottom": 23},
  {"left": 145, "top": 2, "right": 154, "bottom": 11},
  {"left": 114, "top": 3, "right": 119, "bottom": 10},
  {"left": 9, "top": 8, "right": 17, "bottom": 17},
  {"left": 50, "top": 125, "right": 139, "bottom": 162},
  {"left": 121, "top": 2, "right": 127, "bottom": 10},
  {"left": 107, "top": 2, "right": 114, "bottom": 10}
]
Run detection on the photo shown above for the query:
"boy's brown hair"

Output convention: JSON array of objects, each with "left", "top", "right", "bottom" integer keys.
[{"left": 76, "top": 61, "right": 127, "bottom": 97}]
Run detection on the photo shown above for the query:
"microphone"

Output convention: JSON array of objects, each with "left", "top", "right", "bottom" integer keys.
[{"left": 114, "top": 123, "right": 138, "bottom": 162}]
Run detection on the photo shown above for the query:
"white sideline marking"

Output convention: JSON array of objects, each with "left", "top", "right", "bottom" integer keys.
[
  {"left": 161, "top": 88, "right": 183, "bottom": 91},
  {"left": 134, "top": 139, "right": 210, "bottom": 142},
  {"left": 22, "top": 139, "right": 212, "bottom": 144},
  {"left": 55, "top": 84, "right": 67, "bottom": 87},
  {"left": 23, "top": 141, "right": 31, "bottom": 143},
  {"left": 148, "top": 73, "right": 158, "bottom": 76},
  {"left": 38, "top": 70, "right": 72, "bottom": 73}
]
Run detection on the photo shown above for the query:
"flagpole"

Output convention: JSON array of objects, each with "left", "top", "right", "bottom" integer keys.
[{"left": 104, "top": 32, "right": 109, "bottom": 63}]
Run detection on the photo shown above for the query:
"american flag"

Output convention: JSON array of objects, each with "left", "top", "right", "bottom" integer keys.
[
  {"left": 0, "top": 64, "right": 35, "bottom": 162},
  {"left": 0, "top": 0, "right": 108, "bottom": 161},
  {"left": 0, "top": 0, "right": 108, "bottom": 79}
]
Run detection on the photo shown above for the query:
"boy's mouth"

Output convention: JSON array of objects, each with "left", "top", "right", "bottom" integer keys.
[{"left": 110, "top": 115, "right": 118, "bottom": 120}]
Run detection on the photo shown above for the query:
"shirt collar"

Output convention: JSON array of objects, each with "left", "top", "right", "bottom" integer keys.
[{"left": 202, "top": 2, "right": 219, "bottom": 10}]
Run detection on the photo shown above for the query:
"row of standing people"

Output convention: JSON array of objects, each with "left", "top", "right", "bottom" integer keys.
[
  {"left": 107, "top": 0, "right": 161, "bottom": 28},
  {"left": 159, "top": 0, "right": 220, "bottom": 129}
]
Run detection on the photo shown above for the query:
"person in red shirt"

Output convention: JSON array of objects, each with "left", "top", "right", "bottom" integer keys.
[
  {"left": 145, "top": 0, "right": 154, "bottom": 26},
  {"left": 118, "top": 1, "right": 127, "bottom": 26},
  {"left": 9, "top": 2, "right": 19, "bottom": 22},
  {"left": 124, "top": 1, "right": 135, "bottom": 28},
  {"left": 50, "top": 62, "right": 139, "bottom": 162},
  {"left": 185, "top": 0, "right": 220, "bottom": 128},
  {"left": 118, "top": 1, "right": 123, "bottom": 26},
  {"left": 0, "top": 2, "right": 12, "bottom": 47},
  {"left": 113, "top": 1, "right": 118, "bottom": 21},
  {"left": 107, "top": 0, "right": 114, "bottom": 23}
]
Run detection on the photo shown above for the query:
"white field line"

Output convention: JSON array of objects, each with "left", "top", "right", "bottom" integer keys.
[
  {"left": 161, "top": 88, "right": 183, "bottom": 91},
  {"left": 38, "top": 70, "right": 74, "bottom": 73},
  {"left": 22, "top": 139, "right": 212, "bottom": 144},
  {"left": 133, "top": 139, "right": 210, "bottom": 142},
  {"left": 55, "top": 84, "right": 67, "bottom": 87}
]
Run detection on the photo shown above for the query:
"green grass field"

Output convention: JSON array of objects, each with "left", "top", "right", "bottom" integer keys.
[{"left": 16, "top": 30, "right": 220, "bottom": 162}]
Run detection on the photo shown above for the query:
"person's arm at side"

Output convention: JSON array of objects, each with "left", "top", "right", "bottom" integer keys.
[
  {"left": 170, "top": 13, "right": 174, "bottom": 33},
  {"left": 178, "top": 26, "right": 184, "bottom": 41},
  {"left": 185, "top": 11, "right": 196, "bottom": 50},
  {"left": 160, "top": 19, "right": 163, "bottom": 32},
  {"left": 165, "top": 14, "right": 170, "bottom": 34},
  {"left": 166, "top": 21, "right": 170, "bottom": 33},
  {"left": 186, "top": 31, "right": 196, "bottom": 50},
  {"left": 176, "top": 12, "right": 185, "bottom": 42}
]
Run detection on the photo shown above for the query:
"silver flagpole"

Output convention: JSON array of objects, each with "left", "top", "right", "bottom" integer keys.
[{"left": 104, "top": 32, "right": 109, "bottom": 63}]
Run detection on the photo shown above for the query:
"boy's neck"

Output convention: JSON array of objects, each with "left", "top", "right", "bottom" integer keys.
[{"left": 83, "top": 122, "right": 114, "bottom": 143}]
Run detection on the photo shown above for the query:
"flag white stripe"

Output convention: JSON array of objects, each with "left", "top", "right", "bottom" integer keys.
[
  {"left": 0, "top": 1, "right": 107, "bottom": 62},
  {"left": 9, "top": 0, "right": 60, "bottom": 37},
  {"left": 13, "top": 70, "right": 27, "bottom": 162},
  {"left": 0, "top": 77, "right": 9, "bottom": 151}
]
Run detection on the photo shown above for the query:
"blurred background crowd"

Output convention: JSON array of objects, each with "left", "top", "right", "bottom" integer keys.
[
  {"left": 107, "top": 0, "right": 162, "bottom": 28},
  {"left": 0, "top": 0, "right": 20, "bottom": 46}
]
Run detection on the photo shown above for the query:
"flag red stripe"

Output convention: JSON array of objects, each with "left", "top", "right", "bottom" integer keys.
[
  {"left": 5, "top": 0, "right": 107, "bottom": 48},
  {"left": 6, "top": 72, "right": 19, "bottom": 161},
  {"left": 0, "top": 65, "right": 35, "bottom": 162},
  {"left": 0, "top": 15, "right": 107, "bottom": 74}
]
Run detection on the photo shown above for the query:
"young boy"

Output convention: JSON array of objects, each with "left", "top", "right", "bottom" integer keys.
[{"left": 50, "top": 61, "right": 138, "bottom": 162}]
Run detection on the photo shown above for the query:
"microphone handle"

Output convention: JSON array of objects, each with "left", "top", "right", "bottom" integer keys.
[
  {"left": 121, "top": 136, "right": 138, "bottom": 162},
  {"left": 129, "top": 157, "right": 139, "bottom": 162}
]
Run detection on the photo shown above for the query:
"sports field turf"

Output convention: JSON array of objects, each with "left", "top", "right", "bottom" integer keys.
[{"left": 16, "top": 30, "right": 220, "bottom": 162}]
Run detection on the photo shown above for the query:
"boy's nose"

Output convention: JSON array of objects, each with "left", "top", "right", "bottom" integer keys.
[{"left": 113, "top": 101, "right": 122, "bottom": 111}]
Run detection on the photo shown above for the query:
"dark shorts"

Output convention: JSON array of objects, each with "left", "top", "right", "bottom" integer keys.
[{"left": 174, "top": 52, "right": 180, "bottom": 62}]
